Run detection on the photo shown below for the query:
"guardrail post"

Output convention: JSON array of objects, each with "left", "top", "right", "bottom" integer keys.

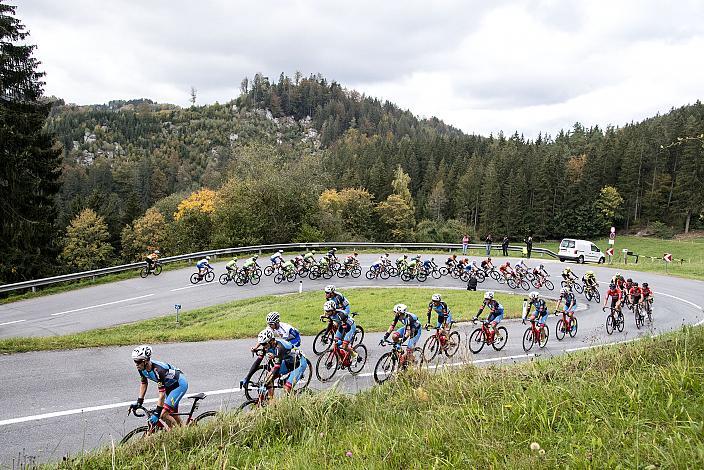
[
  {"left": 299, "top": 280, "right": 303, "bottom": 294},
  {"left": 32, "top": 286, "right": 36, "bottom": 293}
]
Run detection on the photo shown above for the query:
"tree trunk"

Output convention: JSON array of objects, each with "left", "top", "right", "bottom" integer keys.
[{"left": 685, "top": 212, "right": 691, "bottom": 233}]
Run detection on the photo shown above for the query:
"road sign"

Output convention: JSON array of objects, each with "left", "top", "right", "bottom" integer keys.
[
  {"left": 610, "top": 226, "right": 616, "bottom": 234},
  {"left": 608, "top": 238, "right": 615, "bottom": 245},
  {"left": 609, "top": 232, "right": 615, "bottom": 240},
  {"left": 606, "top": 247, "right": 614, "bottom": 256},
  {"left": 664, "top": 253, "right": 672, "bottom": 263}
]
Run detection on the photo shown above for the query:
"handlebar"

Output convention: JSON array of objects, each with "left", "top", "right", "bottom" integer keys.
[{"left": 127, "top": 404, "right": 152, "bottom": 418}]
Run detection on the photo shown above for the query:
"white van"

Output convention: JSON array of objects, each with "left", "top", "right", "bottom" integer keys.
[{"left": 558, "top": 239, "right": 606, "bottom": 264}]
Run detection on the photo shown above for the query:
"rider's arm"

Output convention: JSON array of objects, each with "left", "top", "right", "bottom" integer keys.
[{"left": 137, "top": 380, "right": 148, "bottom": 403}]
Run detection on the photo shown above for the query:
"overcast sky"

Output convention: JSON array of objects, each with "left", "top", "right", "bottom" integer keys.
[{"left": 16, "top": 0, "right": 704, "bottom": 138}]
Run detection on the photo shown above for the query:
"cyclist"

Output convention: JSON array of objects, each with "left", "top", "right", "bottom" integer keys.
[
  {"left": 266, "top": 311, "right": 301, "bottom": 347},
  {"left": 480, "top": 256, "right": 494, "bottom": 272},
  {"left": 641, "top": 282, "right": 654, "bottom": 313},
  {"left": 242, "top": 255, "right": 258, "bottom": 275},
  {"left": 407, "top": 255, "right": 420, "bottom": 274},
  {"left": 515, "top": 259, "right": 528, "bottom": 276},
  {"left": 225, "top": 257, "right": 239, "bottom": 279},
  {"left": 303, "top": 250, "right": 316, "bottom": 267},
  {"left": 603, "top": 281, "right": 623, "bottom": 313},
  {"left": 145, "top": 250, "right": 160, "bottom": 272},
  {"left": 473, "top": 291, "right": 504, "bottom": 340},
  {"left": 130, "top": 345, "right": 187, "bottom": 428},
  {"left": 322, "top": 300, "right": 358, "bottom": 364},
  {"left": 561, "top": 267, "right": 578, "bottom": 285},
  {"left": 270, "top": 250, "right": 284, "bottom": 267},
  {"left": 325, "top": 284, "right": 350, "bottom": 315},
  {"left": 532, "top": 263, "right": 549, "bottom": 281},
  {"left": 292, "top": 253, "right": 305, "bottom": 269},
  {"left": 499, "top": 261, "right": 514, "bottom": 279},
  {"left": 196, "top": 256, "right": 212, "bottom": 278},
  {"left": 281, "top": 258, "right": 296, "bottom": 276},
  {"left": 344, "top": 252, "right": 359, "bottom": 268},
  {"left": 371, "top": 255, "right": 386, "bottom": 274},
  {"left": 382, "top": 303, "right": 422, "bottom": 366},
  {"left": 523, "top": 291, "right": 549, "bottom": 327},
  {"left": 257, "top": 329, "right": 309, "bottom": 395},
  {"left": 624, "top": 277, "right": 634, "bottom": 292},
  {"left": 582, "top": 270, "right": 598, "bottom": 291},
  {"left": 396, "top": 254, "right": 409, "bottom": 271},
  {"left": 422, "top": 257, "right": 437, "bottom": 272},
  {"left": 426, "top": 293, "right": 452, "bottom": 340},
  {"left": 445, "top": 254, "right": 458, "bottom": 269},
  {"left": 326, "top": 247, "right": 338, "bottom": 261},
  {"left": 629, "top": 281, "right": 642, "bottom": 307},
  {"left": 556, "top": 287, "right": 578, "bottom": 327}
]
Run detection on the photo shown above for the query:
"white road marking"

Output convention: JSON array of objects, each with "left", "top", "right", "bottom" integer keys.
[
  {"left": 356, "top": 353, "right": 535, "bottom": 378},
  {"left": 0, "top": 319, "right": 25, "bottom": 327},
  {"left": 170, "top": 283, "right": 214, "bottom": 292},
  {"left": 50, "top": 294, "right": 154, "bottom": 316}
]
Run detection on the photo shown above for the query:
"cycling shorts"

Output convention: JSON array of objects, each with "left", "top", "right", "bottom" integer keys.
[
  {"left": 279, "top": 355, "right": 308, "bottom": 387},
  {"left": 288, "top": 330, "right": 302, "bottom": 348},
  {"left": 163, "top": 375, "right": 188, "bottom": 412},
  {"left": 335, "top": 322, "right": 356, "bottom": 343},
  {"left": 530, "top": 311, "right": 549, "bottom": 325},
  {"left": 396, "top": 326, "right": 422, "bottom": 348},
  {"left": 631, "top": 295, "right": 641, "bottom": 304},
  {"left": 564, "top": 303, "right": 577, "bottom": 313},
  {"left": 487, "top": 309, "right": 504, "bottom": 324},
  {"left": 436, "top": 312, "right": 453, "bottom": 329}
]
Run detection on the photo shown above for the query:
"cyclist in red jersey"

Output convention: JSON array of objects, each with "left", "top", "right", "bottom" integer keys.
[
  {"left": 499, "top": 261, "right": 514, "bottom": 279},
  {"left": 641, "top": 282, "right": 653, "bottom": 302},
  {"left": 603, "top": 282, "right": 623, "bottom": 312},
  {"left": 628, "top": 282, "right": 642, "bottom": 306}
]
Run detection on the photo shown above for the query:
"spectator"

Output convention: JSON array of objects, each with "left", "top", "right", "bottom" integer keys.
[
  {"left": 462, "top": 234, "right": 469, "bottom": 255},
  {"left": 502, "top": 236, "right": 509, "bottom": 256},
  {"left": 466, "top": 274, "right": 478, "bottom": 291},
  {"left": 485, "top": 234, "right": 492, "bottom": 257},
  {"left": 524, "top": 235, "right": 533, "bottom": 259}
]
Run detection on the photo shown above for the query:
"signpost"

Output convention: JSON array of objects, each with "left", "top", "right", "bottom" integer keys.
[
  {"left": 609, "top": 226, "right": 615, "bottom": 245},
  {"left": 622, "top": 248, "right": 629, "bottom": 264},
  {"left": 606, "top": 247, "right": 614, "bottom": 263},
  {"left": 664, "top": 253, "right": 672, "bottom": 273},
  {"left": 174, "top": 304, "right": 181, "bottom": 324}
]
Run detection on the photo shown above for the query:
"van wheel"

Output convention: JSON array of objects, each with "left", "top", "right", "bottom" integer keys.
[
  {"left": 578, "top": 255, "right": 584, "bottom": 264},
  {"left": 559, "top": 258, "right": 565, "bottom": 262},
  {"left": 598, "top": 257, "right": 605, "bottom": 264}
]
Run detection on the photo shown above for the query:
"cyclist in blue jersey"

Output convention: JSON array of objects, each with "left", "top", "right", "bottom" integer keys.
[
  {"left": 270, "top": 250, "right": 284, "bottom": 267},
  {"left": 557, "top": 287, "right": 577, "bottom": 323},
  {"left": 324, "top": 284, "right": 350, "bottom": 315},
  {"left": 426, "top": 293, "right": 452, "bottom": 341},
  {"left": 382, "top": 303, "right": 422, "bottom": 365},
  {"left": 523, "top": 291, "right": 549, "bottom": 326},
  {"left": 422, "top": 257, "right": 437, "bottom": 272},
  {"left": 196, "top": 256, "right": 211, "bottom": 277},
  {"left": 130, "top": 345, "right": 188, "bottom": 428},
  {"left": 322, "top": 300, "right": 358, "bottom": 363},
  {"left": 473, "top": 291, "right": 504, "bottom": 340},
  {"left": 257, "top": 329, "right": 308, "bottom": 395},
  {"left": 266, "top": 311, "right": 301, "bottom": 347}
]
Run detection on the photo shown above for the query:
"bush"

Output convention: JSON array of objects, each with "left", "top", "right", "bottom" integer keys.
[{"left": 648, "top": 221, "right": 675, "bottom": 239}]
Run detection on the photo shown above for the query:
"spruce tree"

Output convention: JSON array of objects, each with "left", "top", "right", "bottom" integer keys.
[{"left": 0, "top": 1, "right": 62, "bottom": 283}]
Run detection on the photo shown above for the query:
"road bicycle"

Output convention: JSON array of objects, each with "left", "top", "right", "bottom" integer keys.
[
  {"left": 421, "top": 322, "right": 461, "bottom": 362},
  {"left": 633, "top": 301, "right": 648, "bottom": 329},
  {"left": 263, "top": 263, "right": 283, "bottom": 277},
  {"left": 273, "top": 265, "right": 297, "bottom": 284},
  {"left": 241, "top": 351, "right": 312, "bottom": 401},
  {"left": 643, "top": 298, "right": 653, "bottom": 322},
  {"left": 460, "top": 267, "right": 486, "bottom": 283},
  {"left": 315, "top": 338, "right": 368, "bottom": 382},
  {"left": 560, "top": 278, "right": 584, "bottom": 294},
  {"left": 190, "top": 266, "right": 215, "bottom": 284},
  {"left": 400, "top": 266, "right": 428, "bottom": 282},
  {"left": 522, "top": 318, "right": 549, "bottom": 352},
  {"left": 373, "top": 339, "right": 422, "bottom": 385},
  {"left": 420, "top": 263, "right": 443, "bottom": 280},
  {"left": 139, "top": 261, "right": 163, "bottom": 278},
  {"left": 507, "top": 272, "right": 530, "bottom": 291},
  {"left": 603, "top": 306, "right": 625, "bottom": 335},
  {"left": 467, "top": 319, "right": 508, "bottom": 354},
  {"left": 336, "top": 261, "right": 362, "bottom": 279},
  {"left": 218, "top": 268, "right": 239, "bottom": 285},
  {"left": 121, "top": 393, "right": 216, "bottom": 444},
  {"left": 530, "top": 272, "right": 554, "bottom": 290},
  {"left": 365, "top": 262, "right": 397, "bottom": 280},
  {"left": 235, "top": 267, "right": 262, "bottom": 286},
  {"left": 583, "top": 282, "right": 601, "bottom": 302},
  {"left": 312, "top": 313, "right": 365, "bottom": 355},
  {"left": 483, "top": 266, "right": 503, "bottom": 283},
  {"left": 554, "top": 309, "right": 578, "bottom": 340}
]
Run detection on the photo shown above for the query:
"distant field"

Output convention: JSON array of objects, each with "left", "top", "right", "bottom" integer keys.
[{"left": 0, "top": 287, "right": 526, "bottom": 354}]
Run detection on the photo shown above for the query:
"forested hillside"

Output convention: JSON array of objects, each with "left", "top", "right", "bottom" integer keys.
[{"left": 6, "top": 72, "right": 704, "bottom": 282}]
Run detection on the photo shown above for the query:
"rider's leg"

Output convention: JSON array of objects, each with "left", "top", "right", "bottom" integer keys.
[
  {"left": 163, "top": 376, "right": 188, "bottom": 426},
  {"left": 285, "top": 356, "right": 308, "bottom": 393}
]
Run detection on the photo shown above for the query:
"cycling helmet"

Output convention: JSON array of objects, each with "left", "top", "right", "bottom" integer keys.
[
  {"left": 154, "top": 250, "right": 160, "bottom": 254},
  {"left": 131, "top": 345, "right": 152, "bottom": 361},
  {"left": 232, "top": 257, "right": 238, "bottom": 261},
  {"left": 627, "top": 278, "right": 632, "bottom": 283},
  {"left": 560, "top": 287, "right": 569, "bottom": 294},
  {"left": 451, "top": 254, "right": 457, "bottom": 259},
  {"left": 385, "top": 253, "right": 390, "bottom": 257},
  {"left": 403, "top": 254, "right": 408, "bottom": 259},
  {"left": 487, "top": 257, "right": 492, "bottom": 261},
  {"left": 431, "top": 294, "right": 441, "bottom": 302},
  {"left": 539, "top": 264, "right": 544, "bottom": 269},
  {"left": 586, "top": 270, "right": 594, "bottom": 276},
  {"left": 565, "top": 267, "right": 571, "bottom": 273},
  {"left": 633, "top": 282, "right": 639, "bottom": 287},
  {"left": 353, "top": 252, "right": 358, "bottom": 256},
  {"left": 257, "top": 329, "right": 274, "bottom": 344},
  {"left": 430, "top": 257, "right": 435, "bottom": 261},
  {"left": 205, "top": 256, "right": 211, "bottom": 261},
  {"left": 332, "top": 248, "right": 337, "bottom": 252},
  {"left": 643, "top": 282, "right": 649, "bottom": 288},
  {"left": 324, "top": 285, "right": 336, "bottom": 294},
  {"left": 393, "top": 303, "right": 408, "bottom": 315},
  {"left": 266, "top": 311, "right": 280, "bottom": 324},
  {"left": 277, "top": 250, "right": 283, "bottom": 254},
  {"left": 323, "top": 300, "right": 336, "bottom": 311},
  {"left": 506, "top": 261, "right": 511, "bottom": 266},
  {"left": 609, "top": 282, "right": 616, "bottom": 289},
  {"left": 415, "top": 255, "right": 421, "bottom": 260},
  {"left": 484, "top": 291, "right": 494, "bottom": 300},
  {"left": 529, "top": 291, "right": 539, "bottom": 300},
  {"left": 253, "top": 255, "right": 259, "bottom": 260}
]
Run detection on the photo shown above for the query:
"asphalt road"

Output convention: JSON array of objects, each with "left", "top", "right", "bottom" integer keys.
[{"left": 0, "top": 254, "right": 702, "bottom": 467}]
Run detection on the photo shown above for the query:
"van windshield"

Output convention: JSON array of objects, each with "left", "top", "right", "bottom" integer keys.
[{"left": 561, "top": 240, "right": 575, "bottom": 249}]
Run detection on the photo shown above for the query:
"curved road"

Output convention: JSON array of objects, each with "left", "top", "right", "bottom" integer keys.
[{"left": 0, "top": 254, "right": 702, "bottom": 466}]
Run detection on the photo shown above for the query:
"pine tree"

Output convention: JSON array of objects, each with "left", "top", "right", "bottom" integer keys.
[{"left": 0, "top": 1, "right": 62, "bottom": 282}]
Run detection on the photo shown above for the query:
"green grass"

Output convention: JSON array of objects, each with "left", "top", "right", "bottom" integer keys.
[
  {"left": 57, "top": 326, "right": 704, "bottom": 469},
  {"left": 0, "top": 287, "right": 526, "bottom": 354}
]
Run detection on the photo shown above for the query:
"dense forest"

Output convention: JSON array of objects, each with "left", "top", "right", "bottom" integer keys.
[{"left": 4, "top": 69, "right": 704, "bottom": 282}]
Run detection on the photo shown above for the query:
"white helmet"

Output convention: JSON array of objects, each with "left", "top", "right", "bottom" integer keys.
[
  {"left": 154, "top": 250, "right": 160, "bottom": 254},
  {"left": 266, "top": 311, "right": 280, "bottom": 324},
  {"left": 484, "top": 291, "right": 494, "bottom": 300},
  {"left": 529, "top": 291, "right": 539, "bottom": 300},
  {"left": 393, "top": 303, "right": 408, "bottom": 315},
  {"left": 205, "top": 256, "right": 211, "bottom": 261},
  {"left": 277, "top": 250, "right": 283, "bottom": 254},
  {"left": 560, "top": 287, "right": 569, "bottom": 294},
  {"left": 131, "top": 345, "right": 152, "bottom": 361},
  {"left": 324, "top": 285, "right": 336, "bottom": 294},
  {"left": 257, "top": 329, "right": 274, "bottom": 344},
  {"left": 431, "top": 294, "right": 441, "bottom": 302},
  {"left": 253, "top": 255, "right": 258, "bottom": 259},
  {"left": 323, "top": 300, "right": 336, "bottom": 311}
]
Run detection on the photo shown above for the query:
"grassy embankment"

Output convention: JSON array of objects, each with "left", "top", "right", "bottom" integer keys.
[
  {"left": 0, "top": 287, "right": 524, "bottom": 354},
  {"left": 58, "top": 326, "right": 704, "bottom": 469}
]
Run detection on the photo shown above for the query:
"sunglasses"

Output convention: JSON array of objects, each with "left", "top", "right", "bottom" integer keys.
[{"left": 134, "top": 359, "right": 147, "bottom": 365}]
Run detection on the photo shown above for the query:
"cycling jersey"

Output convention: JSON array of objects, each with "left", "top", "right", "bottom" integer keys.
[
  {"left": 478, "top": 299, "right": 504, "bottom": 323},
  {"left": 304, "top": 252, "right": 315, "bottom": 260},
  {"left": 526, "top": 298, "right": 548, "bottom": 324},
  {"left": 329, "top": 292, "right": 350, "bottom": 314},
  {"left": 641, "top": 287, "right": 653, "bottom": 298},
  {"left": 268, "top": 321, "right": 301, "bottom": 347},
  {"left": 147, "top": 253, "right": 158, "bottom": 261},
  {"left": 226, "top": 260, "right": 237, "bottom": 270},
  {"left": 629, "top": 286, "right": 642, "bottom": 301},
  {"left": 270, "top": 253, "right": 283, "bottom": 263},
  {"left": 282, "top": 260, "right": 295, "bottom": 272},
  {"left": 561, "top": 292, "right": 577, "bottom": 313},
  {"left": 139, "top": 360, "right": 188, "bottom": 412},
  {"left": 196, "top": 259, "right": 210, "bottom": 269},
  {"left": 480, "top": 260, "right": 491, "bottom": 269},
  {"left": 243, "top": 258, "right": 256, "bottom": 268},
  {"left": 427, "top": 301, "right": 452, "bottom": 328},
  {"left": 391, "top": 312, "right": 422, "bottom": 348},
  {"left": 446, "top": 257, "right": 457, "bottom": 266},
  {"left": 265, "top": 339, "right": 308, "bottom": 388},
  {"left": 423, "top": 260, "right": 434, "bottom": 269}
]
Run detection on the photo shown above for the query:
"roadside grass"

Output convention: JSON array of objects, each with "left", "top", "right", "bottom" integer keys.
[
  {"left": 0, "top": 287, "right": 526, "bottom": 354},
  {"left": 58, "top": 326, "right": 704, "bottom": 469}
]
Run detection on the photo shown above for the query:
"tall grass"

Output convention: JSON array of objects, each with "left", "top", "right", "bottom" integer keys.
[{"left": 58, "top": 326, "right": 704, "bottom": 469}]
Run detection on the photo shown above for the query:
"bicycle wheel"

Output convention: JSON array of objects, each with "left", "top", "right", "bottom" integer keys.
[
  {"left": 635, "top": 307, "right": 643, "bottom": 329},
  {"left": 349, "top": 344, "right": 367, "bottom": 375},
  {"left": 273, "top": 273, "right": 284, "bottom": 284},
  {"left": 422, "top": 335, "right": 440, "bottom": 362},
  {"left": 388, "top": 267, "right": 399, "bottom": 277},
  {"left": 120, "top": 425, "right": 150, "bottom": 445},
  {"left": 235, "top": 273, "right": 246, "bottom": 286},
  {"left": 431, "top": 269, "right": 442, "bottom": 280},
  {"left": 617, "top": 312, "right": 625, "bottom": 332},
  {"left": 520, "top": 280, "right": 530, "bottom": 291},
  {"left": 489, "top": 270, "right": 500, "bottom": 281},
  {"left": 153, "top": 264, "right": 162, "bottom": 276},
  {"left": 244, "top": 366, "right": 268, "bottom": 401},
  {"left": 239, "top": 399, "right": 261, "bottom": 412},
  {"left": 365, "top": 270, "right": 375, "bottom": 280},
  {"left": 555, "top": 319, "right": 566, "bottom": 340},
  {"left": 475, "top": 271, "right": 486, "bottom": 283},
  {"left": 544, "top": 279, "right": 554, "bottom": 290},
  {"left": 574, "top": 282, "right": 584, "bottom": 294},
  {"left": 219, "top": 273, "right": 230, "bottom": 285},
  {"left": 496, "top": 274, "right": 506, "bottom": 284},
  {"left": 492, "top": 326, "right": 508, "bottom": 351},
  {"left": 374, "top": 351, "right": 398, "bottom": 384},
  {"left": 193, "top": 410, "right": 218, "bottom": 424},
  {"left": 507, "top": 278, "right": 518, "bottom": 289},
  {"left": 468, "top": 328, "right": 485, "bottom": 354},
  {"left": 606, "top": 314, "right": 615, "bottom": 335},
  {"left": 292, "top": 356, "right": 312, "bottom": 393},
  {"left": 351, "top": 267, "right": 362, "bottom": 278},
  {"left": 380, "top": 269, "right": 390, "bottom": 280},
  {"left": 309, "top": 267, "right": 320, "bottom": 280},
  {"left": 286, "top": 272, "right": 297, "bottom": 282},
  {"left": 336, "top": 268, "right": 348, "bottom": 279},
  {"left": 264, "top": 266, "right": 274, "bottom": 276},
  {"left": 585, "top": 289, "right": 593, "bottom": 302},
  {"left": 593, "top": 290, "right": 601, "bottom": 303},
  {"left": 401, "top": 271, "right": 411, "bottom": 282},
  {"left": 568, "top": 316, "right": 578, "bottom": 338},
  {"left": 140, "top": 267, "right": 149, "bottom": 279},
  {"left": 353, "top": 325, "right": 365, "bottom": 345},
  {"left": 313, "top": 328, "right": 333, "bottom": 355},
  {"left": 530, "top": 277, "right": 541, "bottom": 289},
  {"left": 250, "top": 272, "right": 261, "bottom": 285},
  {"left": 538, "top": 325, "right": 549, "bottom": 348},
  {"left": 439, "top": 267, "right": 449, "bottom": 276},
  {"left": 444, "top": 331, "right": 461, "bottom": 357},
  {"left": 560, "top": 280, "right": 568, "bottom": 288},
  {"left": 522, "top": 328, "right": 535, "bottom": 352},
  {"left": 190, "top": 273, "right": 200, "bottom": 284},
  {"left": 315, "top": 349, "right": 339, "bottom": 382},
  {"left": 417, "top": 271, "right": 428, "bottom": 282},
  {"left": 204, "top": 271, "right": 215, "bottom": 283}
]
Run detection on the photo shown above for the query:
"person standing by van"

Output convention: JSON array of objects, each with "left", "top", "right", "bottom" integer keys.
[
  {"left": 501, "top": 236, "right": 509, "bottom": 256},
  {"left": 462, "top": 234, "right": 469, "bottom": 255},
  {"left": 485, "top": 234, "right": 492, "bottom": 257},
  {"left": 524, "top": 235, "right": 533, "bottom": 259}
]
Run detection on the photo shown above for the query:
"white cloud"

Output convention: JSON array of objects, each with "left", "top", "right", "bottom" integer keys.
[{"left": 17, "top": 0, "right": 704, "bottom": 137}]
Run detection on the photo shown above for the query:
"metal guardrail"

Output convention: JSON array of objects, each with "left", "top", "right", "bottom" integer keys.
[{"left": 0, "top": 242, "right": 558, "bottom": 294}]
